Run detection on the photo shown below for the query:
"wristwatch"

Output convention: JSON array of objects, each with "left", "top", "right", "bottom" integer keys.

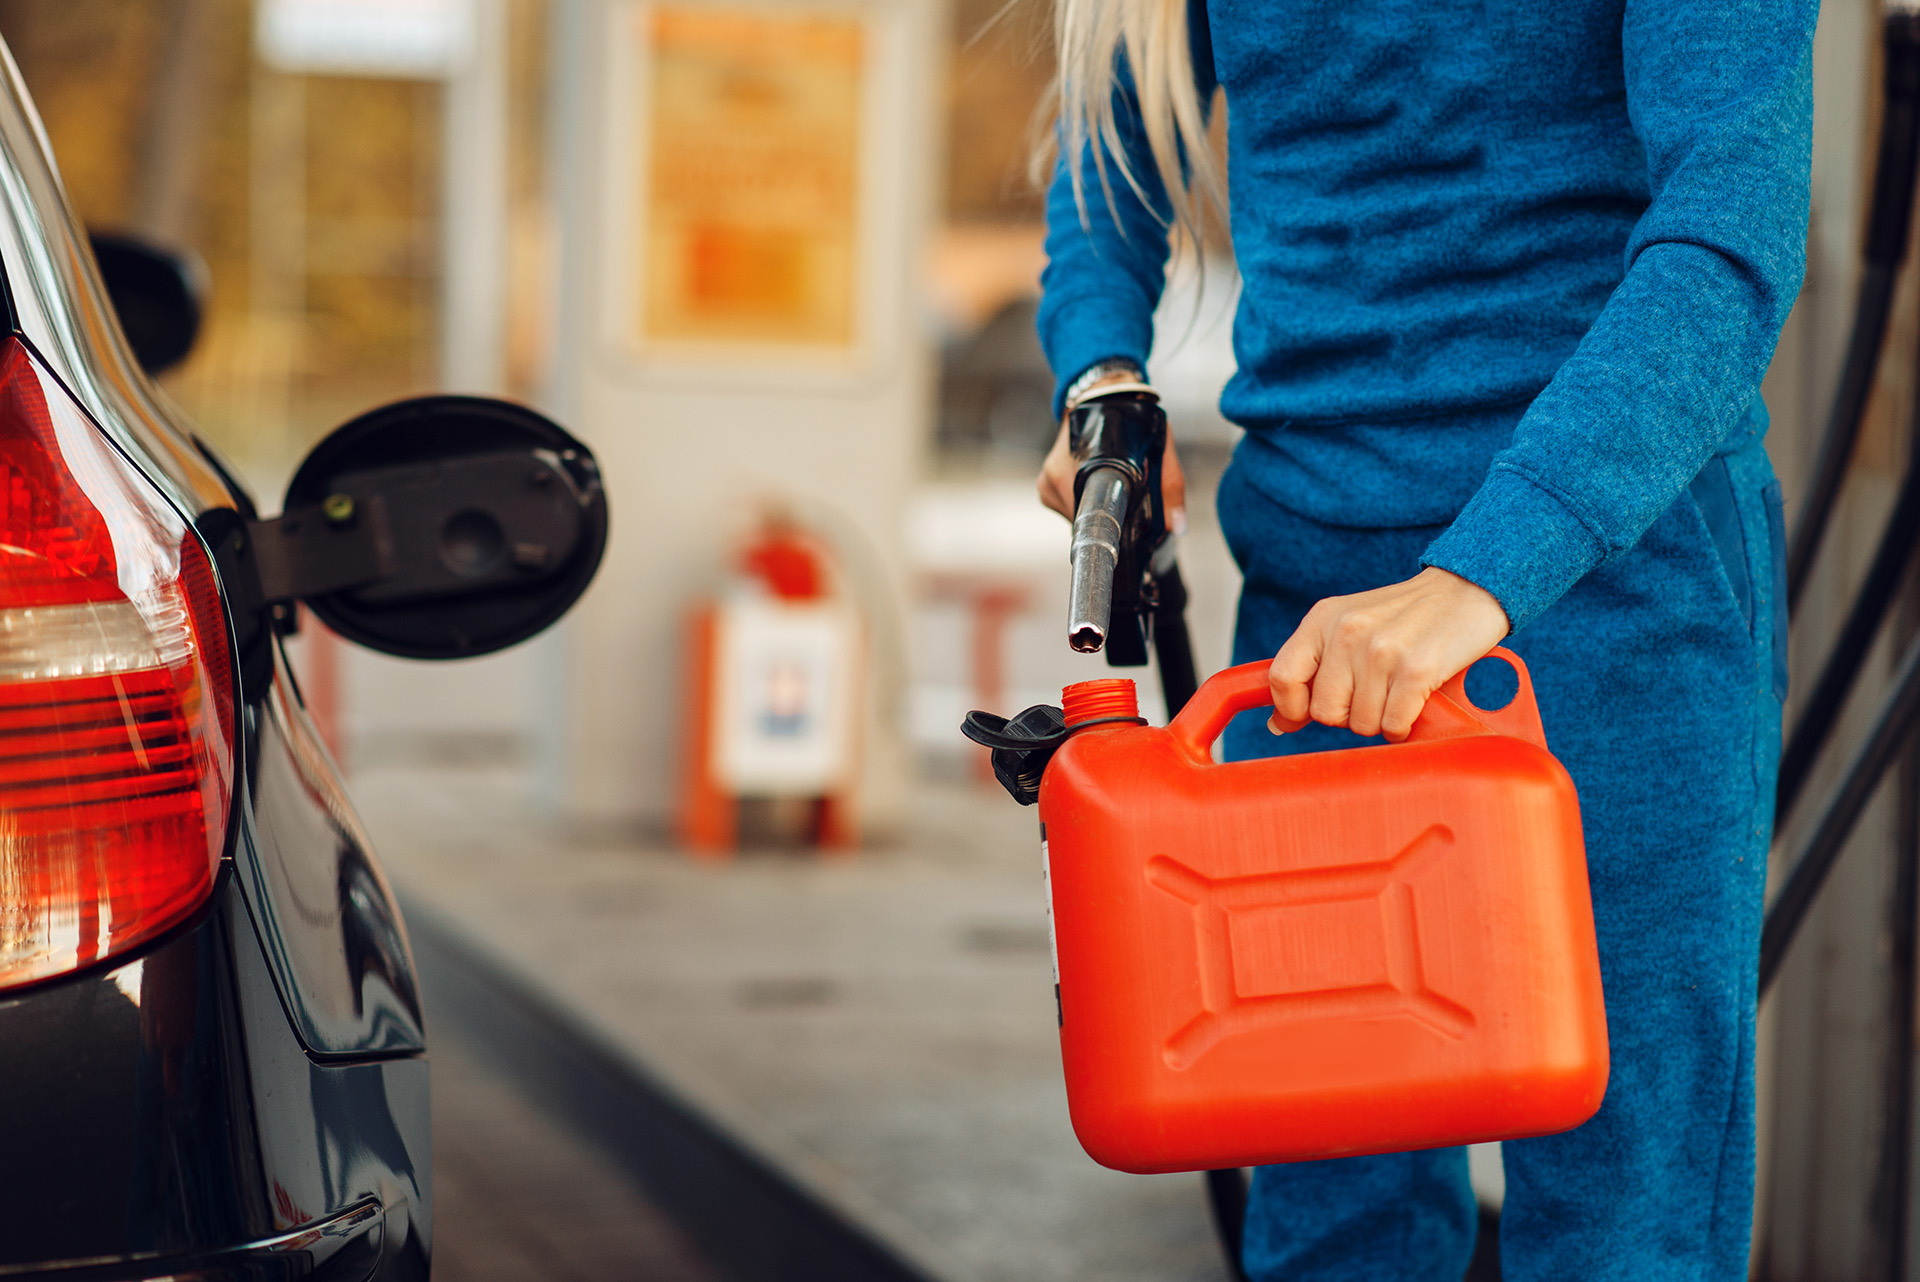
[{"left": 1064, "top": 359, "right": 1151, "bottom": 412}]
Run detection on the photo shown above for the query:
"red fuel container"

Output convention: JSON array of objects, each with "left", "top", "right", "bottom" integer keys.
[{"left": 1039, "top": 649, "right": 1607, "bottom": 1174}]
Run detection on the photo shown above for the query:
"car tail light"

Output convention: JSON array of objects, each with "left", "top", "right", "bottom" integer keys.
[{"left": 0, "top": 338, "right": 234, "bottom": 992}]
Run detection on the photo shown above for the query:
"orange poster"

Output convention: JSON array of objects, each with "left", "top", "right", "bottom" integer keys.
[{"left": 639, "top": 6, "right": 864, "bottom": 349}]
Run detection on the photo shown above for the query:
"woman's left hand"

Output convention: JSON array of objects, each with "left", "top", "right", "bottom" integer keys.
[{"left": 1268, "top": 567, "right": 1511, "bottom": 742}]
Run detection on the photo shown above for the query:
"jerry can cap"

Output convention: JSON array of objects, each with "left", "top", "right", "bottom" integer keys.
[{"left": 961, "top": 679, "right": 1145, "bottom": 807}]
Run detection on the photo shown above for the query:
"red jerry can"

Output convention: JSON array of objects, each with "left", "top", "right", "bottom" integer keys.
[{"left": 1039, "top": 648, "right": 1607, "bottom": 1174}]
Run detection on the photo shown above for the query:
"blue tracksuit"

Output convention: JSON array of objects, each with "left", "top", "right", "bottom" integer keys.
[{"left": 1036, "top": 1, "right": 1811, "bottom": 1276}]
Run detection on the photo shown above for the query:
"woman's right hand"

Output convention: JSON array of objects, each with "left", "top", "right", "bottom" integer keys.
[{"left": 1037, "top": 404, "right": 1187, "bottom": 531}]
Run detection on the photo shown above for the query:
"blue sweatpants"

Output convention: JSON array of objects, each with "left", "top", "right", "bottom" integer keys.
[{"left": 1215, "top": 435, "right": 1786, "bottom": 1281}]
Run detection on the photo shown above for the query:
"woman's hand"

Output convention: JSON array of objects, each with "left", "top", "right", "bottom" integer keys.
[
  {"left": 1269, "top": 567, "right": 1510, "bottom": 742},
  {"left": 1037, "top": 407, "right": 1187, "bottom": 532}
]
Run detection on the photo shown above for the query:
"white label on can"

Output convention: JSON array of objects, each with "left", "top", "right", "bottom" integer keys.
[{"left": 1040, "top": 826, "right": 1059, "bottom": 985}]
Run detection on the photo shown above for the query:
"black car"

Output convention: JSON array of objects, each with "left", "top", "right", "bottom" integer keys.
[{"left": 0, "top": 44, "right": 607, "bottom": 1282}]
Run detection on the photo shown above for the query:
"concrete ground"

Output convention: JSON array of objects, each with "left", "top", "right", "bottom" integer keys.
[
  {"left": 430, "top": 1011, "right": 724, "bottom": 1282},
  {"left": 360, "top": 763, "right": 1231, "bottom": 1282}
]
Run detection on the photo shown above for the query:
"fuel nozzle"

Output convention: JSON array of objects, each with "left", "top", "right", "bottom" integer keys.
[
  {"left": 1063, "top": 391, "right": 1187, "bottom": 672},
  {"left": 1068, "top": 466, "right": 1130, "bottom": 652}
]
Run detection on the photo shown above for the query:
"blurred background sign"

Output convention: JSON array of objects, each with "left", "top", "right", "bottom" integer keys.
[
  {"left": 712, "top": 598, "right": 858, "bottom": 795},
  {"left": 256, "top": 0, "right": 475, "bottom": 78},
  {"left": 639, "top": 6, "right": 862, "bottom": 350}
]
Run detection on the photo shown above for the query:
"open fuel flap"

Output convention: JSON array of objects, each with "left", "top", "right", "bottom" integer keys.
[{"left": 231, "top": 395, "right": 608, "bottom": 662}]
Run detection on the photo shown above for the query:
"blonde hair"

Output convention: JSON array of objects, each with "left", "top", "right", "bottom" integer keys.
[{"left": 1045, "top": 0, "right": 1225, "bottom": 251}]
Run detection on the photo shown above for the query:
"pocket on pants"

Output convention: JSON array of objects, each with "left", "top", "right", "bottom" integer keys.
[
  {"left": 1763, "top": 480, "right": 1789, "bottom": 702},
  {"left": 1688, "top": 456, "right": 1754, "bottom": 634},
  {"left": 1687, "top": 450, "right": 1788, "bottom": 704}
]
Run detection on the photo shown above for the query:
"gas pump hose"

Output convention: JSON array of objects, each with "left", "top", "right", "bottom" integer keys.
[
  {"left": 1785, "top": 6, "right": 1920, "bottom": 612},
  {"left": 1762, "top": 626, "right": 1920, "bottom": 992},
  {"left": 1775, "top": 418, "right": 1920, "bottom": 826},
  {"left": 1770, "top": 6, "right": 1920, "bottom": 828}
]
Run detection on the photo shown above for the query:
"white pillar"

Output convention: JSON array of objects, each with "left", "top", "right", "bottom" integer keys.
[
  {"left": 439, "top": 0, "right": 510, "bottom": 393},
  {"left": 540, "top": 0, "right": 941, "bottom": 833}
]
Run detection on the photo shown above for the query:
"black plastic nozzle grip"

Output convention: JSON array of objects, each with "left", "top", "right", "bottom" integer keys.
[{"left": 1065, "top": 393, "right": 1167, "bottom": 662}]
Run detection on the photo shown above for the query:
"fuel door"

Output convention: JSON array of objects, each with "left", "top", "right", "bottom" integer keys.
[{"left": 274, "top": 395, "right": 608, "bottom": 658}]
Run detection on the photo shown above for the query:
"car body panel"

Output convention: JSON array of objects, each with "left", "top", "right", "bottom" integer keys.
[
  {"left": 238, "top": 646, "right": 425, "bottom": 1058},
  {"left": 0, "top": 1199, "right": 389, "bottom": 1281},
  {"left": 0, "top": 876, "right": 429, "bottom": 1279}
]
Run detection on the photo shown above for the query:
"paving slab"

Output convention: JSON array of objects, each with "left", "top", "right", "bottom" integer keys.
[
  {"left": 357, "top": 764, "right": 1231, "bottom": 1282},
  {"left": 430, "top": 1011, "right": 724, "bottom": 1282}
]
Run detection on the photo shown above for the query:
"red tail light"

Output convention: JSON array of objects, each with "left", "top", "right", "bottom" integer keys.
[{"left": 0, "top": 339, "right": 234, "bottom": 992}]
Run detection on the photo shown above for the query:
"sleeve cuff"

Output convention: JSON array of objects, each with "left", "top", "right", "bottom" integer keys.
[
  {"left": 1037, "top": 292, "right": 1155, "bottom": 420},
  {"left": 1420, "top": 466, "right": 1609, "bottom": 634}
]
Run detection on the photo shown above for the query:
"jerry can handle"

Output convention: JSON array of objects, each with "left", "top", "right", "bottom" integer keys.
[{"left": 1167, "top": 646, "right": 1548, "bottom": 762}]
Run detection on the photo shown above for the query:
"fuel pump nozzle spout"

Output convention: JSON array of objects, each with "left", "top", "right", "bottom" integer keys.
[{"left": 1068, "top": 466, "right": 1131, "bottom": 652}]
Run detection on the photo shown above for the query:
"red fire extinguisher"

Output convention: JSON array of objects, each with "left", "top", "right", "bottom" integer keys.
[{"left": 679, "top": 516, "right": 861, "bottom": 854}]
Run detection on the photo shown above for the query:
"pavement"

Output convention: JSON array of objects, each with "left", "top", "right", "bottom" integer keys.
[
  {"left": 358, "top": 763, "right": 1232, "bottom": 1282},
  {"left": 430, "top": 1010, "right": 725, "bottom": 1282}
]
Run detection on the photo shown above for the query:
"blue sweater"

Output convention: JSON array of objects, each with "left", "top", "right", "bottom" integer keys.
[{"left": 1037, "top": 0, "right": 1816, "bottom": 632}]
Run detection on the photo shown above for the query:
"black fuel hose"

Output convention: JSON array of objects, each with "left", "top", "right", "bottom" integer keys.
[
  {"left": 1786, "top": 9, "right": 1920, "bottom": 612},
  {"left": 1787, "top": 265, "right": 1899, "bottom": 611},
  {"left": 1150, "top": 556, "right": 1201, "bottom": 717},
  {"left": 1776, "top": 423, "right": 1920, "bottom": 827},
  {"left": 1762, "top": 627, "right": 1920, "bottom": 994},
  {"left": 1205, "top": 1168, "right": 1252, "bottom": 1282}
]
